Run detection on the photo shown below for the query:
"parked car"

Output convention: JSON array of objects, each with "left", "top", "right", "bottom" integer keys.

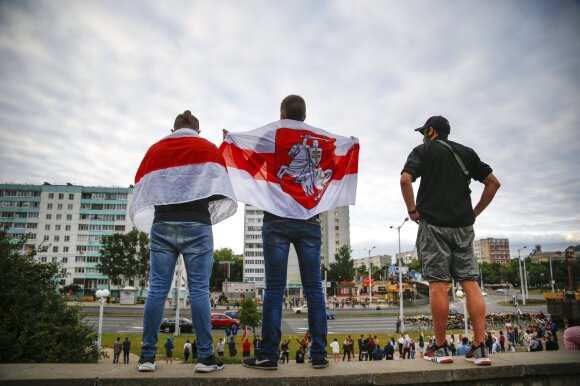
[
  {"left": 224, "top": 310, "right": 239, "bottom": 320},
  {"left": 211, "top": 313, "right": 241, "bottom": 329},
  {"left": 159, "top": 317, "right": 194, "bottom": 333},
  {"left": 448, "top": 309, "right": 464, "bottom": 317},
  {"left": 326, "top": 310, "right": 336, "bottom": 320}
]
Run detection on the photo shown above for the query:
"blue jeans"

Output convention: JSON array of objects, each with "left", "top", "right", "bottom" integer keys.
[
  {"left": 260, "top": 218, "right": 327, "bottom": 362},
  {"left": 141, "top": 222, "right": 214, "bottom": 359}
]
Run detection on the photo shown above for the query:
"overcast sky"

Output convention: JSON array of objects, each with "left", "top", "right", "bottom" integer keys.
[{"left": 1, "top": 0, "right": 579, "bottom": 259}]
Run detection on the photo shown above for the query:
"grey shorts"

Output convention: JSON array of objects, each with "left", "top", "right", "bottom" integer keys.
[{"left": 416, "top": 221, "right": 479, "bottom": 282}]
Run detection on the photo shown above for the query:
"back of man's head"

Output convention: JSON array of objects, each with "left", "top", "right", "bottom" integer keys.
[
  {"left": 280, "top": 95, "right": 306, "bottom": 121},
  {"left": 174, "top": 110, "right": 199, "bottom": 131}
]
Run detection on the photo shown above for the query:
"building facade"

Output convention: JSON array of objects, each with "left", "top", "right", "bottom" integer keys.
[
  {"left": 0, "top": 183, "right": 134, "bottom": 292},
  {"left": 242, "top": 204, "right": 351, "bottom": 297},
  {"left": 474, "top": 238, "right": 511, "bottom": 265}
]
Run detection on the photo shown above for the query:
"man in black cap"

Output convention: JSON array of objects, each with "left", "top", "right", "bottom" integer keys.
[{"left": 400, "top": 115, "right": 500, "bottom": 366}]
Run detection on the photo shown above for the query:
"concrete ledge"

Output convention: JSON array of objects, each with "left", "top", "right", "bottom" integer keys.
[{"left": 1, "top": 351, "right": 579, "bottom": 386}]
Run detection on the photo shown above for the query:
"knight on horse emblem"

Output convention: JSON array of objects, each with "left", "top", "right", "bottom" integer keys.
[{"left": 276, "top": 134, "right": 333, "bottom": 201}]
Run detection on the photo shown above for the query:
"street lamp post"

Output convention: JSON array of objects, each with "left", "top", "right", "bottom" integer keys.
[
  {"left": 364, "top": 246, "right": 376, "bottom": 304},
  {"left": 517, "top": 246, "right": 527, "bottom": 305},
  {"left": 390, "top": 217, "right": 409, "bottom": 333},
  {"left": 95, "top": 289, "right": 110, "bottom": 349},
  {"left": 455, "top": 285, "right": 468, "bottom": 336},
  {"left": 549, "top": 256, "right": 555, "bottom": 293}
]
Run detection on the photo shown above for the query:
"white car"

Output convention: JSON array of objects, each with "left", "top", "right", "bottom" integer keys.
[{"left": 292, "top": 305, "right": 308, "bottom": 314}]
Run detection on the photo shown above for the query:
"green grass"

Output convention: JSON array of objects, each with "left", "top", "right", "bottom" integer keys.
[{"left": 101, "top": 328, "right": 459, "bottom": 364}]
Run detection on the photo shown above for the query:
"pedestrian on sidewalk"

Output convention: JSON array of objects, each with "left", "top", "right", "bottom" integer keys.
[
  {"left": 330, "top": 338, "right": 340, "bottom": 362},
  {"left": 164, "top": 337, "right": 174, "bottom": 364},
  {"left": 122, "top": 337, "right": 131, "bottom": 364},
  {"left": 183, "top": 340, "right": 192, "bottom": 363},
  {"left": 113, "top": 337, "right": 122, "bottom": 364}
]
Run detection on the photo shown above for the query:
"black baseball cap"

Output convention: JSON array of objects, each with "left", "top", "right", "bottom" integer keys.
[{"left": 415, "top": 115, "right": 450, "bottom": 134}]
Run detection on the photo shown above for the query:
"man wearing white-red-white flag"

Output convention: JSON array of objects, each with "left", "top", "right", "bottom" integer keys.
[
  {"left": 130, "top": 110, "right": 236, "bottom": 374},
  {"left": 220, "top": 114, "right": 359, "bottom": 219},
  {"left": 220, "top": 95, "right": 359, "bottom": 371}
]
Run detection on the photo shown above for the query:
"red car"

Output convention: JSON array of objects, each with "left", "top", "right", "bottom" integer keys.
[{"left": 211, "top": 313, "right": 241, "bottom": 329}]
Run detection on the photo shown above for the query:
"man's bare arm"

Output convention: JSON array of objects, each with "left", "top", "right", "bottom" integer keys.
[
  {"left": 400, "top": 172, "right": 420, "bottom": 222},
  {"left": 473, "top": 172, "right": 501, "bottom": 217}
]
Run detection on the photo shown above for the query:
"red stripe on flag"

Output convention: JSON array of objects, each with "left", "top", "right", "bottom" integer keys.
[
  {"left": 135, "top": 137, "right": 226, "bottom": 184},
  {"left": 219, "top": 142, "right": 359, "bottom": 181}
]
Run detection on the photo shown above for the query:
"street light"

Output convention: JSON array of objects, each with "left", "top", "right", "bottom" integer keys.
[
  {"left": 517, "top": 246, "right": 527, "bottom": 305},
  {"left": 455, "top": 285, "right": 468, "bottom": 336},
  {"left": 549, "top": 256, "right": 555, "bottom": 293},
  {"left": 364, "top": 246, "right": 376, "bottom": 304},
  {"left": 95, "top": 289, "right": 110, "bottom": 349},
  {"left": 390, "top": 217, "right": 409, "bottom": 333}
]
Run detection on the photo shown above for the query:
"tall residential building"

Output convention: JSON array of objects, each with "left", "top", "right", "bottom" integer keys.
[
  {"left": 0, "top": 183, "right": 134, "bottom": 291},
  {"left": 242, "top": 205, "right": 351, "bottom": 297},
  {"left": 473, "top": 238, "right": 511, "bottom": 265}
]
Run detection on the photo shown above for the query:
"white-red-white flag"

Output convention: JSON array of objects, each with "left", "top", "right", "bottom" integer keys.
[
  {"left": 219, "top": 120, "right": 359, "bottom": 219},
  {"left": 130, "top": 129, "right": 237, "bottom": 233}
]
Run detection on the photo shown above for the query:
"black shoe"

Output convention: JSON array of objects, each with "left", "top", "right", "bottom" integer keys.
[
  {"left": 242, "top": 356, "right": 278, "bottom": 370},
  {"left": 195, "top": 355, "right": 225, "bottom": 373},
  {"left": 312, "top": 357, "right": 329, "bottom": 369},
  {"left": 138, "top": 356, "right": 156, "bottom": 372}
]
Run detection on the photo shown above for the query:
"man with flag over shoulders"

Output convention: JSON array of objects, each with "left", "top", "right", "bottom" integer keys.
[
  {"left": 130, "top": 110, "right": 237, "bottom": 373},
  {"left": 221, "top": 95, "right": 359, "bottom": 370},
  {"left": 400, "top": 115, "right": 500, "bottom": 366}
]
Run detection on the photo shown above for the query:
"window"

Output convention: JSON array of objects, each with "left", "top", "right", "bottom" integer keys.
[
  {"left": 67, "top": 204, "right": 73, "bottom": 210},
  {"left": 47, "top": 203, "right": 53, "bottom": 210},
  {"left": 52, "top": 256, "right": 57, "bottom": 263},
  {"left": 55, "top": 224, "right": 61, "bottom": 231},
  {"left": 54, "top": 235, "right": 59, "bottom": 242},
  {"left": 46, "top": 214, "right": 51, "bottom": 220},
  {"left": 87, "top": 256, "right": 99, "bottom": 263},
  {"left": 48, "top": 193, "right": 54, "bottom": 199},
  {"left": 64, "top": 235, "right": 70, "bottom": 242},
  {"left": 43, "top": 235, "right": 49, "bottom": 241},
  {"left": 45, "top": 224, "right": 50, "bottom": 231},
  {"left": 26, "top": 223, "right": 37, "bottom": 229},
  {"left": 76, "top": 256, "right": 85, "bottom": 262},
  {"left": 27, "top": 233, "right": 36, "bottom": 240},
  {"left": 40, "top": 256, "right": 47, "bottom": 262},
  {"left": 75, "top": 267, "right": 85, "bottom": 273},
  {"left": 68, "top": 194, "right": 74, "bottom": 200},
  {"left": 63, "top": 246, "right": 69, "bottom": 252},
  {"left": 62, "top": 257, "right": 68, "bottom": 263},
  {"left": 52, "top": 246, "right": 58, "bottom": 253},
  {"left": 58, "top": 193, "right": 64, "bottom": 200},
  {"left": 65, "top": 225, "right": 71, "bottom": 231},
  {"left": 57, "top": 204, "right": 63, "bottom": 210}
]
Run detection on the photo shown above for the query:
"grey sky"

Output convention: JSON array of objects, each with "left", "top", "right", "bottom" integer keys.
[{"left": 1, "top": 0, "right": 578, "bottom": 259}]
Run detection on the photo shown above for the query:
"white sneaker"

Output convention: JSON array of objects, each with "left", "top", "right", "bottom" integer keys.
[{"left": 138, "top": 357, "right": 156, "bottom": 372}]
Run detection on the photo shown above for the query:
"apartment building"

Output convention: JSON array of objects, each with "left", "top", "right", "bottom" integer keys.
[
  {"left": 474, "top": 238, "right": 511, "bottom": 265},
  {"left": 242, "top": 205, "right": 351, "bottom": 297},
  {"left": 1, "top": 183, "right": 134, "bottom": 292}
]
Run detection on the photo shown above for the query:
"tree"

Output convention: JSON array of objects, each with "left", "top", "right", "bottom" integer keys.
[
  {"left": 0, "top": 224, "right": 100, "bottom": 363},
  {"left": 327, "top": 245, "right": 355, "bottom": 293},
  {"left": 238, "top": 297, "right": 262, "bottom": 339},
  {"left": 210, "top": 248, "right": 243, "bottom": 292},
  {"left": 97, "top": 230, "right": 150, "bottom": 292}
]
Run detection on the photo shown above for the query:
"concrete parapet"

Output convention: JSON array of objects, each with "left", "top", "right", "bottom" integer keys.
[{"left": 1, "top": 351, "right": 579, "bottom": 386}]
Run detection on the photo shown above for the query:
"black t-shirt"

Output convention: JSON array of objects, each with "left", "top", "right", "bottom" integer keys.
[
  {"left": 153, "top": 196, "right": 224, "bottom": 225},
  {"left": 402, "top": 139, "right": 492, "bottom": 227}
]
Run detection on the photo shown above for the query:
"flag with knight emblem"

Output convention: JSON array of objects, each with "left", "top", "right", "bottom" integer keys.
[{"left": 220, "top": 119, "right": 359, "bottom": 219}]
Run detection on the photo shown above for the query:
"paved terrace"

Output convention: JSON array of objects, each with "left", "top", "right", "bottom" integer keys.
[{"left": 1, "top": 351, "right": 579, "bottom": 386}]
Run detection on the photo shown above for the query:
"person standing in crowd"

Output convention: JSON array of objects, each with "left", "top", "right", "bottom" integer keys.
[
  {"left": 400, "top": 116, "right": 500, "bottom": 365},
  {"left": 330, "top": 338, "right": 340, "bottom": 362},
  {"left": 216, "top": 338, "right": 225, "bottom": 357},
  {"left": 130, "top": 110, "right": 237, "bottom": 373},
  {"left": 222, "top": 95, "right": 359, "bottom": 371},
  {"left": 396, "top": 317, "right": 402, "bottom": 334},
  {"left": 456, "top": 337, "right": 471, "bottom": 356},
  {"left": 358, "top": 335, "right": 364, "bottom": 361},
  {"left": 228, "top": 336, "right": 237, "bottom": 357},
  {"left": 280, "top": 339, "right": 290, "bottom": 364},
  {"left": 113, "top": 337, "right": 122, "bottom": 364},
  {"left": 253, "top": 335, "right": 262, "bottom": 357},
  {"left": 122, "top": 337, "right": 131, "bottom": 364},
  {"left": 243, "top": 338, "right": 252, "bottom": 358},
  {"left": 183, "top": 340, "right": 192, "bottom": 363},
  {"left": 342, "top": 337, "right": 352, "bottom": 361}
]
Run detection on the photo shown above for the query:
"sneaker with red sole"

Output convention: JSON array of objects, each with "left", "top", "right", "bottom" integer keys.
[
  {"left": 424, "top": 342, "right": 453, "bottom": 363},
  {"left": 465, "top": 342, "right": 492, "bottom": 366}
]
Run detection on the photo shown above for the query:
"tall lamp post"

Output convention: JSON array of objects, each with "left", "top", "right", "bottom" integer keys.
[
  {"left": 549, "top": 256, "right": 555, "bottom": 293},
  {"left": 364, "top": 246, "right": 376, "bottom": 304},
  {"left": 95, "top": 289, "right": 110, "bottom": 349},
  {"left": 455, "top": 285, "right": 468, "bottom": 336},
  {"left": 390, "top": 217, "right": 409, "bottom": 333},
  {"left": 517, "top": 246, "right": 527, "bottom": 305}
]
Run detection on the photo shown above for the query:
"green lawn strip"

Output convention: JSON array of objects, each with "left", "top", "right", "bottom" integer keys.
[{"left": 101, "top": 328, "right": 463, "bottom": 364}]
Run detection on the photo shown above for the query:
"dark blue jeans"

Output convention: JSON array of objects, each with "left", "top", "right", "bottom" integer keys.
[{"left": 260, "top": 217, "right": 327, "bottom": 362}]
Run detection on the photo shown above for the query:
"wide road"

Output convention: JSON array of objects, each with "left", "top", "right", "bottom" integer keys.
[{"left": 81, "top": 293, "right": 547, "bottom": 335}]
